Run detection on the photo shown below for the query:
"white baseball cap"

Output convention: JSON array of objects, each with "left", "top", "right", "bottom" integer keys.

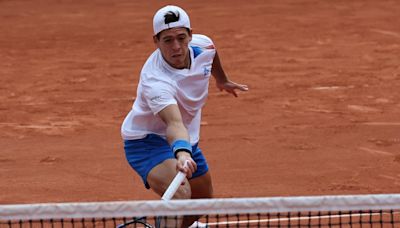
[{"left": 153, "top": 5, "right": 191, "bottom": 35}]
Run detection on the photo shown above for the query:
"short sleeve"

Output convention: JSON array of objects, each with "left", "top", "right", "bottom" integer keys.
[
  {"left": 192, "top": 34, "right": 215, "bottom": 50},
  {"left": 142, "top": 81, "right": 177, "bottom": 115}
]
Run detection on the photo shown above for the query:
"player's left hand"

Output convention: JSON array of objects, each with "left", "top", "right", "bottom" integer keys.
[{"left": 217, "top": 80, "right": 249, "bottom": 97}]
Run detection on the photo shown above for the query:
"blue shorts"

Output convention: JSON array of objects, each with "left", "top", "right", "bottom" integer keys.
[{"left": 124, "top": 134, "right": 209, "bottom": 189}]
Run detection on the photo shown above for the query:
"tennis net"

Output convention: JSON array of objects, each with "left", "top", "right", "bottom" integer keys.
[{"left": 1, "top": 194, "right": 400, "bottom": 227}]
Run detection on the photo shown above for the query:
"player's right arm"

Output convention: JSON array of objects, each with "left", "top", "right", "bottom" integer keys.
[{"left": 158, "top": 104, "right": 197, "bottom": 178}]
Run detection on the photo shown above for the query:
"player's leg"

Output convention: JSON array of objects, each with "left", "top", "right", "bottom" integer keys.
[
  {"left": 149, "top": 144, "right": 212, "bottom": 228},
  {"left": 190, "top": 171, "right": 213, "bottom": 199},
  {"left": 148, "top": 159, "right": 192, "bottom": 228},
  {"left": 179, "top": 172, "right": 213, "bottom": 228},
  {"left": 189, "top": 144, "right": 213, "bottom": 199}
]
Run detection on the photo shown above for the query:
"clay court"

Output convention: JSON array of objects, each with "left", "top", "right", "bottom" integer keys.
[{"left": 0, "top": 0, "right": 399, "bottom": 204}]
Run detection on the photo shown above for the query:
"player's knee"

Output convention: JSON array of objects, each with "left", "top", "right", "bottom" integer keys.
[{"left": 172, "top": 180, "right": 191, "bottom": 199}]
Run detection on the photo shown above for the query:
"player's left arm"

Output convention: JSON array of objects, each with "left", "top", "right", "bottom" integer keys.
[{"left": 211, "top": 51, "right": 249, "bottom": 97}]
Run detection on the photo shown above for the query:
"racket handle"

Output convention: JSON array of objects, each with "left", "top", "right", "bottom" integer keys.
[
  {"left": 161, "top": 171, "right": 186, "bottom": 200},
  {"left": 161, "top": 161, "right": 189, "bottom": 201}
]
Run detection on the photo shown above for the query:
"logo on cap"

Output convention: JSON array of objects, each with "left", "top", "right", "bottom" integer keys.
[{"left": 164, "top": 11, "right": 180, "bottom": 27}]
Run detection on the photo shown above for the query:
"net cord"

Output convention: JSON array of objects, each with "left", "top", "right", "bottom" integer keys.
[{"left": 1, "top": 194, "right": 400, "bottom": 221}]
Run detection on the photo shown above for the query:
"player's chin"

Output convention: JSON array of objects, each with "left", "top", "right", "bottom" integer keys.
[{"left": 170, "top": 59, "right": 185, "bottom": 68}]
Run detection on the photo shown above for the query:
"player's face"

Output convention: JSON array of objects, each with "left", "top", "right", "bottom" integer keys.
[{"left": 154, "top": 27, "right": 192, "bottom": 69}]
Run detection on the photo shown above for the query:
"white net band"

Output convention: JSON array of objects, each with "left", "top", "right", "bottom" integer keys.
[{"left": 1, "top": 194, "right": 400, "bottom": 221}]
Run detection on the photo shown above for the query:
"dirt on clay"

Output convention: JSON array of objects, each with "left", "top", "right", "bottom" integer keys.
[{"left": 0, "top": 0, "right": 399, "bottom": 204}]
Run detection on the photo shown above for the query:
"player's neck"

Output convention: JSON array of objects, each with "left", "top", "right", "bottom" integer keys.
[{"left": 185, "top": 52, "right": 191, "bottom": 69}]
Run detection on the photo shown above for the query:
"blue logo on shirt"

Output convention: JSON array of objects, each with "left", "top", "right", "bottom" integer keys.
[{"left": 203, "top": 67, "right": 211, "bottom": 76}]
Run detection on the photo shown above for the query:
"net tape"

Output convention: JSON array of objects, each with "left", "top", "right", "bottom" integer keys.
[{"left": 1, "top": 194, "right": 400, "bottom": 221}]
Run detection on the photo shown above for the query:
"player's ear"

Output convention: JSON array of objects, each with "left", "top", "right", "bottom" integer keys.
[
  {"left": 153, "top": 35, "right": 158, "bottom": 44},
  {"left": 188, "top": 29, "right": 192, "bottom": 41}
]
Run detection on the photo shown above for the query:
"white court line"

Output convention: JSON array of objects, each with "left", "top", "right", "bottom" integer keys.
[
  {"left": 204, "top": 212, "right": 398, "bottom": 226},
  {"left": 359, "top": 147, "right": 394, "bottom": 156},
  {"left": 361, "top": 122, "right": 400, "bottom": 126},
  {"left": 370, "top": 29, "right": 400, "bottom": 38}
]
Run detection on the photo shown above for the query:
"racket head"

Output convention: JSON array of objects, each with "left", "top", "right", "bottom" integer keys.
[{"left": 116, "top": 217, "right": 154, "bottom": 228}]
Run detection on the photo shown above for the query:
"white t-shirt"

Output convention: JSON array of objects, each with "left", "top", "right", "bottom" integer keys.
[{"left": 121, "top": 34, "right": 216, "bottom": 144}]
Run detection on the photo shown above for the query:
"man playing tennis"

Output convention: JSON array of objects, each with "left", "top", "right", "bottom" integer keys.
[{"left": 121, "top": 5, "right": 248, "bottom": 227}]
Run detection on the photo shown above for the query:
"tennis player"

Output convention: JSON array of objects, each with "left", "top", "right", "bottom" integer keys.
[{"left": 121, "top": 5, "right": 248, "bottom": 227}]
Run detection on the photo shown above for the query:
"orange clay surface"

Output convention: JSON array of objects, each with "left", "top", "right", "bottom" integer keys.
[{"left": 1, "top": 0, "right": 399, "bottom": 204}]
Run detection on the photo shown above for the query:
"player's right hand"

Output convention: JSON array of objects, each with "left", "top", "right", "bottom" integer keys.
[{"left": 176, "top": 152, "right": 197, "bottom": 178}]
